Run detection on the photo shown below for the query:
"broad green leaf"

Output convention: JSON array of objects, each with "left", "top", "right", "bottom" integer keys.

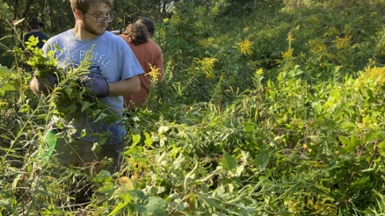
[
  {"left": 0, "top": 65, "right": 12, "bottom": 77},
  {"left": 143, "top": 196, "right": 167, "bottom": 216},
  {"left": 255, "top": 148, "right": 270, "bottom": 171},
  {"left": 97, "top": 182, "right": 115, "bottom": 194},
  {"left": 144, "top": 132, "right": 153, "bottom": 147},
  {"left": 340, "top": 122, "right": 356, "bottom": 131},
  {"left": 338, "top": 136, "right": 350, "bottom": 146},
  {"left": 132, "top": 133, "right": 141, "bottom": 145},
  {"left": 378, "top": 141, "right": 385, "bottom": 157},
  {"left": 341, "top": 135, "right": 358, "bottom": 153},
  {"left": 37, "top": 130, "right": 58, "bottom": 166},
  {"left": 126, "top": 145, "right": 143, "bottom": 155},
  {"left": 243, "top": 121, "right": 255, "bottom": 133},
  {"left": 221, "top": 151, "right": 237, "bottom": 171},
  {"left": 93, "top": 170, "right": 112, "bottom": 183},
  {"left": 0, "top": 65, "right": 16, "bottom": 94},
  {"left": 125, "top": 145, "right": 146, "bottom": 162}
]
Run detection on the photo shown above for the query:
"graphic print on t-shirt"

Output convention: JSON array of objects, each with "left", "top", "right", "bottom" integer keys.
[{"left": 78, "top": 50, "right": 111, "bottom": 68}]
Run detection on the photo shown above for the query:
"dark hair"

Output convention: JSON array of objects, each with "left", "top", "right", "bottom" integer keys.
[
  {"left": 137, "top": 17, "right": 155, "bottom": 36},
  {"left": 28, "top": 17, "right": 40, "bottom": 30},
  {"left": 39, "top": 21, "right": 44, "bottom": 29},
  {"left": 123, "top": 22, "right": 149, "bottom": 45}
]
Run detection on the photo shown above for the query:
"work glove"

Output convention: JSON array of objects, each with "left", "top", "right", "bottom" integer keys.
[
  {"left": 80, "top": 73, "right": 109, "bottom": 98},
  {"left": 37, "top": 73, "right": 58, "bottom": 87}
]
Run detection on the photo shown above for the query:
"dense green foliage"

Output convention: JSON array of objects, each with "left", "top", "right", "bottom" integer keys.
[{"left": 2, "top": 0, "right": 385, "bottom": 215}]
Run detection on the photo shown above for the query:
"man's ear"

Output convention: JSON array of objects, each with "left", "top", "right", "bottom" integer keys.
[{"left": 74, "top": 9, "right": 84, "bottom": 21}]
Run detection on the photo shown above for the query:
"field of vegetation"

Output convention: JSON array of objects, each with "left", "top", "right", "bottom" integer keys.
[{"left": 2, "top": 0, "right": 385, "bottom": 215}]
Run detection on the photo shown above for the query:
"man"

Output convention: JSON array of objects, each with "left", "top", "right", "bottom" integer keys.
[
  {"left": 24, "top": 17, "right": 49, "bottom": 48},
  {"left": 120, "top": 17, "right": 164, "bottom": 109},
  {"left": 30, "top": 0, "right": 143, "bottom": 173}
]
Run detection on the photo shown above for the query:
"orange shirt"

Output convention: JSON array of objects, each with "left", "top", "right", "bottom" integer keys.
[{"left": 120, "top": 35, "right": 164, "bottom": 109}]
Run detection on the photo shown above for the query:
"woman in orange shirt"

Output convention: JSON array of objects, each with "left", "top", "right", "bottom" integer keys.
[{"left": 120, "top": 17, "right": 164, "bottom": 110}]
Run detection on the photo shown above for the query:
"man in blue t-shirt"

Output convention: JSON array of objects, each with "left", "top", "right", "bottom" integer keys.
[
  {"left": 29, "top": 0, "right": 144, "bottom": 173},
  {"left": 23, "top": 17, "right": 49, "bottom": 48}
]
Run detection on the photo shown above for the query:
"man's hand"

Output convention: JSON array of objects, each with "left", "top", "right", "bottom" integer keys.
[
  {"left": 80, "top": 73, "right": 109, "bottom": 98},
  {"left": 30, "top": 71, "right": 58, "bottom": 96}
]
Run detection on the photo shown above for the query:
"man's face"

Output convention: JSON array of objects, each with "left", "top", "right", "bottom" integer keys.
[{"left": 82, "top": 3, "right": 111, "bottom": 36}]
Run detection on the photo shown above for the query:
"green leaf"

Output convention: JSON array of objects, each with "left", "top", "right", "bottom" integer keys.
[
  {"left": 172, "top": 153, "right": 185, "bottom": 169},
  {"left": 108, "top": 201, "right": 130, "bottom": 216},
  {"left": 93, "top": 170, "right": 112, "bottom": 183},
  {"left": 143, "top": 196, "right": 167, "bottom": 216},
  {"left": 144, "top": 132, "right": 153, "bottom": 147},
  {"left": 338, "top": 136, "right": 350, "bottom": 146},
  {"left": 37, "top": 130, "right": 58, "bottom": 165},
  {"left": 81, "top": 101, "right": 93, "bottom": 112},
  {"left": 126, "top": 145, "right": 143, "bottom": 155},
  {"left": 125, "top": 145, "right": 146, "bottom": 162},
  {"left": 340, "top": 134, "right": 358, "bottom": 153},
  {"left": 94, "top": 112, "right": 109, "bottom": 123},
  {"left": 63, "top": 85, "right": 73, "bottom": 96},
  {"left": 132, "top": 133, "right": 141, "bottom": 145},
  {"left": 97, "top": 182, "right": 115, "bottom": 195},
  {"left": 378, "top": 141, "right": 385, "bottom": 157},
  {"left": 196, "top": 192, "right": 228, "bottom": 212},
  {"left": 255, "top": 148, "right": 270, "bottom": 171},
  {"left": 0, "top": 65, "right": 15, "bottom": 94},
  {"left": 221, "top": 151, "right": 237, "bottom": 171},
  {"left": 0, "top": 65, "right": 12, "bottom": 77}
]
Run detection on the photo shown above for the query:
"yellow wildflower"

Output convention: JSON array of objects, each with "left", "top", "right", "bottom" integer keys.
[
  {"left": 332, "top": 35, "right": 351, "bottom": 50},
  {"left": 236, "top": 39, "right": 253, "bottom": 56},
  {"left": 281, "top": 48, "right": 294, "bottom": 60}
]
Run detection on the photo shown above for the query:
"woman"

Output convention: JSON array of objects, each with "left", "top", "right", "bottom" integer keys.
[{"left": 120, "top": 17, "right": 164, "bottom": 110}]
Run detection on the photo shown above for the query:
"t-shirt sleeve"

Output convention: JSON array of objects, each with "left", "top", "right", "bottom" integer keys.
[{"left": 120, "top": 42, "right": 144, "bottom": 80}]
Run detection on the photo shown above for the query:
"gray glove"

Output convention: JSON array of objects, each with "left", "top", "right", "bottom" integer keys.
[
  {"left": 38, "top": 73, "right": 58, "bottom": 87},
  {"left": 80, "top": 73, "right": 109, "bottom": 98}
]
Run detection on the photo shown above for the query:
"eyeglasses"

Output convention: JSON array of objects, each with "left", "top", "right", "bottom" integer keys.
[{"left": 84, "top": 12, "right": 114, "bottom": 23}]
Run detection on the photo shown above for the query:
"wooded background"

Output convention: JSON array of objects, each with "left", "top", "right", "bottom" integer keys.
[{"left": 0, "top": 0, "right": 257, "bottom": 67}]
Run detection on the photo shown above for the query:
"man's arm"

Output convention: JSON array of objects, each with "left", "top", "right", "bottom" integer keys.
[{"left": 108, "top": 75, "right": 141, "bottom": 96}]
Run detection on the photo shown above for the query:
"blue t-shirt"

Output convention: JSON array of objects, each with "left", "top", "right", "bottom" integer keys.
[
  {"left": 24, "top": 31, "right": 49, "bottom": 48},
  {"left": 43, "top": 29, "right": 143, "bottom": 145}
]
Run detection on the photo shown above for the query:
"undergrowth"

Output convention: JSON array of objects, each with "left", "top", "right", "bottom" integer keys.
[{"left": 1, "top": 0, "right": 385, "bottom": 215}]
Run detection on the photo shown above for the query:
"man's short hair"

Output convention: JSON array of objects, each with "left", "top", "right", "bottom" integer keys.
[{"left": 69, "top": 0, "right": 113, "bottom": 12}]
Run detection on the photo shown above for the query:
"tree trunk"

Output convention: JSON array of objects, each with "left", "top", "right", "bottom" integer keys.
[{"left": 22, "top": 0, "right": 34, "bottom": 19}]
